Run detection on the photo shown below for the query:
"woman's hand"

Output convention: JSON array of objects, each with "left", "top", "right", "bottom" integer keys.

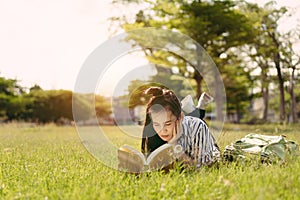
[
  {"left": 176, "top": 153, "right": 196, "bottom": 168},
  {"left": 168, "top": 112, "right": 184, "bottom": 145}
]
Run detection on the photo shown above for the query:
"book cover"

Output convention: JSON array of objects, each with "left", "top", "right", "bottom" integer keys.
[{"left": 117, "top": 143, "right": 175, "bottom": 173}]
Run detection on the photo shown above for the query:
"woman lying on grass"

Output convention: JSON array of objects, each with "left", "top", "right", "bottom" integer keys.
[{"left": 141, "top": 87, "right": 220, "bottom": 169}]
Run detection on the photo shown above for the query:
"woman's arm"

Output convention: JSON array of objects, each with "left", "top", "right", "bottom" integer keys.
[{"left": 190, "top": 120, "right": 220, "bottom": 167}]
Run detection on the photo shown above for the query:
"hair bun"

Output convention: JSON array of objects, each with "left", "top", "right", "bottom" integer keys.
[{"left": 144, "top": 87, "right": 163, "bottom": 96}]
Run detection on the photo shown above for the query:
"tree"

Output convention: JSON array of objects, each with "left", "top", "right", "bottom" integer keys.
[
  {"left": 72, "top": 93, "right": 94, "bottom": 122},
  {"left": 27, "top": 89, "right": 74, "bottom": 123},
  {"left": 241, "top": 1, "right": 298, "bottom": 123},
  {"left": 217, "top": 52, "right": 253, "bottom": 123},
  {"left": 281, "top": 31, "right": 300, "bottom": 123},
  {"left": 240, "top": 2, "right": 275, "bottom": 121},
  {"left": 126, "top": 65, "right": 196, "bottom": 109},
  {"left": 111, "top": 0, "right": 255, "bottom": 121},
  {"left": 260, "top": 3, "right": 288, "bottom": 122},
  {"left": 0, "top": 76, "right": 25, "bottom": 121},
  {"left": 95, "top": 94, "right": 112, "bottom": 119}
]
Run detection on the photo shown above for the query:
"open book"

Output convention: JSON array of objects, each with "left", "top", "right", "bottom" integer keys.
[{"left": 118, "top": 143, "right": 175, "bottom": 173}]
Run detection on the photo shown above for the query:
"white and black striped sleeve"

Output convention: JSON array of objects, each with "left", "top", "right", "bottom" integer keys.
[{"left": 182, "top": 117, "right": 220, "bottom": 167}]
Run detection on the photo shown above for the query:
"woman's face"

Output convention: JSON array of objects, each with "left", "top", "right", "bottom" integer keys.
[{"left": 151, "top": 109, "right": 177, "bottom": 142}]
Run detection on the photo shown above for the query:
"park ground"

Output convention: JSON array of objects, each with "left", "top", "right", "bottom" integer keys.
[{"left": 0, "top": 123, "right": 299, "bottom": 199}]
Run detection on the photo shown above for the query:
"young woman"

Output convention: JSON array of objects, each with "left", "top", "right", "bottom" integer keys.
[{"left": 141, "top": 87, "right": 220, "bottom": 168}]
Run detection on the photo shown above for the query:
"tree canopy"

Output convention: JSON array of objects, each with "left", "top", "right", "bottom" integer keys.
[{"left": 110, "top": 0, "right": 300, "bottom": 123}]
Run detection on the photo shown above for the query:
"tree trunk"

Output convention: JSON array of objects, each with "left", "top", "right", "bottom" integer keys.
[
  {"left": 262, "top": 86, "right": 269, "bottom": 121},
  {"left": 289, "top": 67, "right": 298, "bottom": 123},
  {"left": 214, "top": 73, "right": 225, "bottom": 122},
  {"left": 261, "top": 67, "right": 269, "bottom": 121},
  {"left": 236, "top": 103, "right": 240, "bottom": 123},
  {"left": 268, "top": 30, "right": 286, "bottom": 122},
  {"left": 194, "top": 71, "right": 203, "bottom": 100},
  {"left": 193, "top": 44, "right": 204, "bottom": 100},
  {"left": 274, "top": 51, "right": 286, "bottom": 122}
]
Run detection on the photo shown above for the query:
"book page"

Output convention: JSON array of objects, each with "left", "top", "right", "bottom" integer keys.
[
  {"left": 118, "top": 145, "right": 146, "bottom": 173},
  {"left": 147, "top": 144, "right": 175, "bottom": 170}
]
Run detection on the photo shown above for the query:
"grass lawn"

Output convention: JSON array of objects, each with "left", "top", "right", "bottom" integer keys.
[{"left": 0, "top": 123, "right": 299, "bottom": 199}]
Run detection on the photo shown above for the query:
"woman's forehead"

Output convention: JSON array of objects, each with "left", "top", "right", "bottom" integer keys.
[{"left": 151, "top": 110, "right": 174, "bottom": 122}]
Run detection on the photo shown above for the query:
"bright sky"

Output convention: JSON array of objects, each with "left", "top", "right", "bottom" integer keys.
[{"left": 0, "top": 0, "right": 299, "bottom": 96}]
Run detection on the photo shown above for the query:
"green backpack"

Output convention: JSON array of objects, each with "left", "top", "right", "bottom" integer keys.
[{"left": 223, "top": 133, "right": 299, "bottom": 164}]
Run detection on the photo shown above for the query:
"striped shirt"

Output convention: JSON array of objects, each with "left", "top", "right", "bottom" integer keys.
[{"left": 172, "top": 116, "right": 220, "bottom": 167}]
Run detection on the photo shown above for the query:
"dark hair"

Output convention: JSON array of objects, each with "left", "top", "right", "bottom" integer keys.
[{"left": 141, "top": 87, "right": 181, "bottom": 155}]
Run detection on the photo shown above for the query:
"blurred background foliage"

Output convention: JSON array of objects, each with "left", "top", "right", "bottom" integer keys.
[{"left": 1, "top": 0, "right": 299, "bottom": 124}]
